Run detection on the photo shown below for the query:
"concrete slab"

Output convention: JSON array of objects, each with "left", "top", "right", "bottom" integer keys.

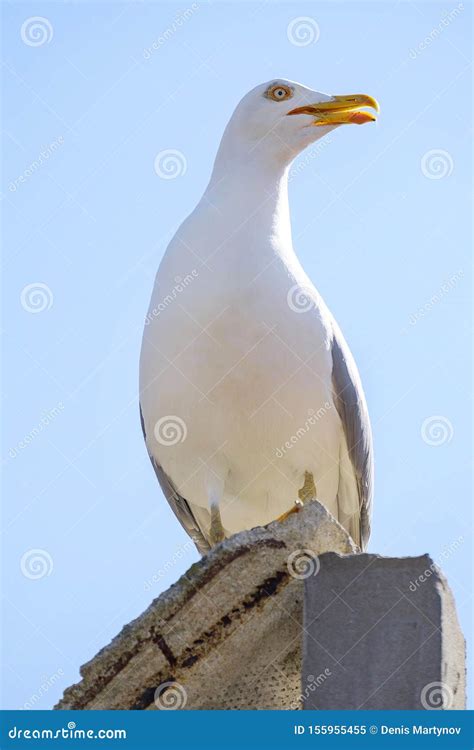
[{"left": 56, "top": 501, "right": 355, "bottom": 710}]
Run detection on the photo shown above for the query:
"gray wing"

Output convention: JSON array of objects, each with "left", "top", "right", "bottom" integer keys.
[
  {"left": 140, "top": 405, "right": 211, "bottom": 556},
  {"left": 331, "top": 329, "right": 374, "bottom": 550}
]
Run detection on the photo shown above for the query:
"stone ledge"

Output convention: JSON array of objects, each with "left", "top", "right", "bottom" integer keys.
[{"left": 55, "top": 501, "right": 355, "bottom": 710}]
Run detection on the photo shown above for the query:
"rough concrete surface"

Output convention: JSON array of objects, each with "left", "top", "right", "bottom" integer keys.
[
  {"left": 302, "top": 553, "right": 466, "bottom": 710},
  {"left": 56, "top": 501, "right": 356, "bottom": 710}
]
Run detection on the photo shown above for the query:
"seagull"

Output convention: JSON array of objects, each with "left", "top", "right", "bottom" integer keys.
[{"left": 139, "top": 79, "right": 377, "bottom": 555}]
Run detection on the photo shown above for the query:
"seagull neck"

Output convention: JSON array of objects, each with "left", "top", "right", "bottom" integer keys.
[{"left": 205, "top": 155, "right": 291, "bottom": 232}]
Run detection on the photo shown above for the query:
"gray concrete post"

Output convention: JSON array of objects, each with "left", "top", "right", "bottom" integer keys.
[{"left": 303, "top": 553, "right": 466, "bottom": 710}]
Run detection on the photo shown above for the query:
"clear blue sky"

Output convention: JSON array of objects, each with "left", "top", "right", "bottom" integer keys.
[{"left": 2, "top": 0, "right": 471, "bottom": 710}]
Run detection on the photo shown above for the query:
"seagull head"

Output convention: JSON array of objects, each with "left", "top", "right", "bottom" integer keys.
[{"left": 218, "top": 78, "right": 379, "bottom": 168}]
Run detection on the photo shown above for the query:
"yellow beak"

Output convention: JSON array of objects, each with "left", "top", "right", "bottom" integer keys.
[{"left": 287, "top": 94, "right": 379, "bottom": 126}]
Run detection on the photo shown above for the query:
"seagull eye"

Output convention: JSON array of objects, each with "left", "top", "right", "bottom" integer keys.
[{"left": 267, "top": 85, "right": 292, "bottom": 102}]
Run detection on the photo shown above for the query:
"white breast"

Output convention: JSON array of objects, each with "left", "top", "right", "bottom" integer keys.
[{"left": 140, "top": 195, "right": 344, "bottom": 536}]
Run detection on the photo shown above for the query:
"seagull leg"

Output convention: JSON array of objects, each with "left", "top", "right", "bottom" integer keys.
[
  {"left": 209, "top": 502, "right": 225, "bottom": 545},
  {"left": 275, "top": 499, "right": 304, "bottom": 523},
  {"left": 298, "top": 470, "right": 317, "bottom": 504},
  {"left": 207, "top": 479, "right": 226, "bottom": 547},
  {"left": 276, "top": 471, "right": 317, "bottom": 523}
]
